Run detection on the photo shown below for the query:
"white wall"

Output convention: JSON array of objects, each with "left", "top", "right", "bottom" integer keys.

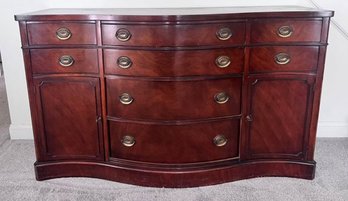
[
  {"left": 298, "top": 0, "right": 348, "bottom": 137},
  {"left": 0, "top": 0, "right": 347, "bottom": 139},
  {"left": 0, "top": 1, "right": 45, "bottom": 139}
]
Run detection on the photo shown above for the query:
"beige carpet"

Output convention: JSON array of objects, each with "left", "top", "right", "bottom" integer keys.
[{"left": 0, "top": 139, "right": 347, "bottom": 201}]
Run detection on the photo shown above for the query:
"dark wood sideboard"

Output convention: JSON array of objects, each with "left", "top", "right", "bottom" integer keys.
[{"left": 15, "top": 7, "right": 334, "bottom": 187}]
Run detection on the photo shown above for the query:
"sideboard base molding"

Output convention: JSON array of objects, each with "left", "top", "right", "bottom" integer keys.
[{"left": 35, "top": 160, "right": 315, "bottom": 188}]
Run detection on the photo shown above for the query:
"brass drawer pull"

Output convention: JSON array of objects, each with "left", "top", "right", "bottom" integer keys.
[
  {"left": 56, "top": 27, "right": 72, "bottom": 40},
  {"left": 274, "top": 53, "right": 291, "bottom": 65},
  {"left": 119, "top": 93, "right": 134, "bottom": 105},
  {"left": 215, "top": 56, "right": 231, "bottom": 68},
  {"left": 216, "top": 27, "right": 232, "bottom": 40},
  {"left": 214, "top": 92, "right": 229, "bottom": 104},
  {"left": 58, "top": 55, "right": 74, "bottom": 67},
  {"left": 117, "top": 56, "right": 132, "bottom": 69},
  {"left": 277, "top": 26, "right": 293, "bottom": 38},
  {"left": 213, "top": 135, "right": 228, "bottom": 147},
  {"left": 121, "top": 135, "right": 135, "bottom": 147},
  {"left": 116, "top": 28, "right": 131, "bottom": 42}
]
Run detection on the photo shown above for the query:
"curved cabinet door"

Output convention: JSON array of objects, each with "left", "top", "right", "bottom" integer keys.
[
  {"left": 246, "top": 75, "right": 315, "bottom": 159},
  {"left": 33, "top": 77, "right": 103, "bottom": 161}
]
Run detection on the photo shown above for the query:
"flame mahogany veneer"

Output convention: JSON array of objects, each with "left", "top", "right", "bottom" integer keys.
[{"left": 15, "top": 7, "right": 334, "bottom": 187}]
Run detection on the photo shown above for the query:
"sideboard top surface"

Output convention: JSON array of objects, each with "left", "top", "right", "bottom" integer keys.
[{"left": 15, "top": 6, "right": 334, "bottom": 21}]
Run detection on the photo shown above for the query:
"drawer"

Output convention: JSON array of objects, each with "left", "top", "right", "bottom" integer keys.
[
  {"left": 250, "top": 46, "right": 319, "bottom": 73},
  {"left": 27, "top": 22, "right": 97, "bottom": 45},
  {"left": 251, "top": 19, "right": 322, "bottom": 43},
  {"left": 102, "top": 23, "right": 245, "bottom": 46},
  {"left": 104, "top": 48, "right": 244, "bottom": 76},
  {"left": 109, "top": 119, "right": 239, "bottom": 163},
  {"left": 106, "top": 77, "right": 241, "bottom": 120},
  {"left": 30, "top": 49, "right": 99, "bottom": 74}
]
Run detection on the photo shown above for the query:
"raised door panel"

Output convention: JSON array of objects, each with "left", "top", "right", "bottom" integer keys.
[
  {"left": 247, "top": 76, "right": 314, "bottom": 159},
  {"left": 34, "top": 77, "right": 103, "bottom": 161}
]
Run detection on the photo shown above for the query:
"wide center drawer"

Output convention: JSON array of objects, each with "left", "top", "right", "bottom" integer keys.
[
  {"left": 102, "top": 23, "right": 245, "bottom": 46},
  {"left": 109, "top": 119, "right": 239, "bottom": 164},
  {"left": 106, "top": 77, "right": 241, "bottom": 120},
  {"left": 104, "top": 48, "right": 244, "bottom": 76}
]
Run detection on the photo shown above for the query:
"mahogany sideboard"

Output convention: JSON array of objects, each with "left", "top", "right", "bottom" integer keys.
[{"left": 15, "top": 6, "right": 334, "bottom": 187}]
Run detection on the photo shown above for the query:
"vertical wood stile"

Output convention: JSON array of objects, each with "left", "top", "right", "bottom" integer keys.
[
  {"left": 19, "top": 21, "right": 44, "bottom": 161},
  {"left": 307, "top": 17, "right": 331, "bottom": 160},
  {"left": 96, "top": 20, "right": 110, "bottom": 161},
  {"left": 239, "top": 19, "right": 251, "bottom": 160}
]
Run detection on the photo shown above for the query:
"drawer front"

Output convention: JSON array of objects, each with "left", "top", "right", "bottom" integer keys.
[
  {"left": 106, "top": 78, "right": 241, "bottom": 120},
  {"left": 27, "top": 22, "right": 97, "bottom": 45},
  {"left": 104, "top": 48, "right": 244, "bottom": 76},
  {"left": 109, "top": 120, "right": 239, "bottom": 163},
  {"left": 102, "top": 23, "right": 245, "bottom": 46},
  {"left": 250, "top": 46, "right": 319, "bottom": 73},
  {"left": 31, "top": 49, "right": 99, "bottom": 74},
  {"left": 251, "top": 20, "right": 322, "bottom": 43}
]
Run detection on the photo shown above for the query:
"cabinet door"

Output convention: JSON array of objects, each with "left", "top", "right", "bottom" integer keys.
[
  {"left": 34, "top": 77, "right": 103, "bottom": 161},
  {"left": 246, "top": 76, "right": 314, "bottom": 159}
]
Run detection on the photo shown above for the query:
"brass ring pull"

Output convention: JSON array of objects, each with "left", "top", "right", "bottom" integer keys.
[
  {"left": 121, "top": 135, "right": 135, "bottom": 147},
  {"left": 58, "top": 55, "right": 74, "bottom": 67},
  {"left": 213, "top": 135, "right": 228, "bottom": 147},
  {"left": 116, "top": 28, "right": 131, "bottom": 42},
  {"left": 119, "top": 93, "right": 134, "bottom": 105},
  {"left": 274, "top": 53, "right": 291, "bottom": 65},
  {"left": 56, "top": 27, "right": 72, "bottom": 40},
  {"left": 214, "top": 92, "right": 229, "bottom": 104},
  {"left": 215, "top": 56, "right": 231, "bottom": 68},
  {"left": 216, "top": 27, "right": 233, "bottom": 41},
  {"left": 117, "top": 56, "right": 132, "bottom": 69},
  {"left": 277, "top": 26, "right": 293, "bottom": 38}
]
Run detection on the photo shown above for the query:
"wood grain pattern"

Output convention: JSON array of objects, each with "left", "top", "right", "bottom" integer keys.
[
  {"left": 106, "top": 77, "right": 242, "bottom": 120},
  {"left": 102, "top": 23, "right": 245, "bottom": 47},
  {"left": 109, "top": 119, "right": 239, "bottom": 163},
  {"left": 27, "top": 22, "right": 97, "bottom": 45},
  {"left": 103, "top": 48, "right": 244, "bottom": 76},
  {"left": 31, "top": 49, "right": 99, "bottom": 74},
  {"left": 247, "top": 75, "right": 314, "bottom": 159},
  {"left": 96, "top": 20, "right": 110, "bottom": 161},
  {"left": 34, "top": 160, "right": 316, "bottom": 187},
  {"left": 249, "top": 46, "right": 319, "bottom": 73},
  {"left": 250, "top": 19, "right": 322, "bottom": 43},
  {"left": 307, "top": 18, "right": 332, "bottom": 160},
  {"left": 34, "top": 77, "right": 103, "bottom": 161}
]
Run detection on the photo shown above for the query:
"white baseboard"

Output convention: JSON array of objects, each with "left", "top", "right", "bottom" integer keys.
[
  {"left": 8, "top": 121, "right": 348, "bottom": 139},
  {"left": 317, "top": 121, "right": 348, "bottom": 137},
  {"left": 9, "top": 124, "right": 33, "bottom": 139}
]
